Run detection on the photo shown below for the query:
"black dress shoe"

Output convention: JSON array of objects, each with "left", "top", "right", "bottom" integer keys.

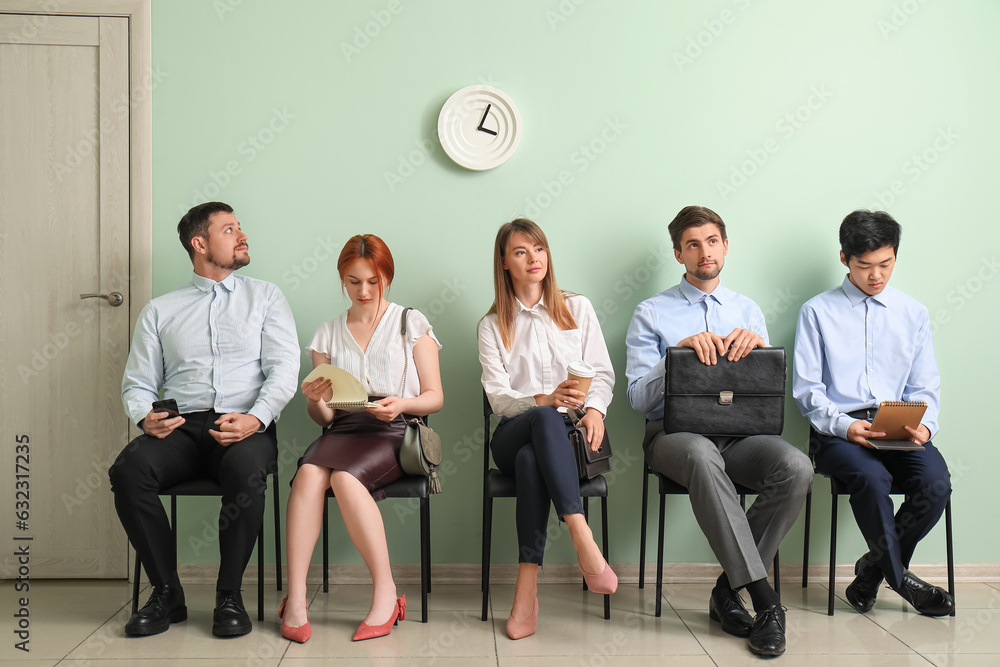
[
  {"left": 125, "top": 583, "right": 187, "bottom": 636},
  {"left": 709, "top": 585, "right": 754, "bottom": 637},
  {"left": 747, "top": 604, "right": 786, "bottom": 656},
  {"left": 213, "top": 590, "right": 252, "bottom": 637},
  {"left": 846, "top": 552, "right": 884, "bottom": 614},
  {"left": 893, "top": 570, "right": 955, "bottom": 617}
]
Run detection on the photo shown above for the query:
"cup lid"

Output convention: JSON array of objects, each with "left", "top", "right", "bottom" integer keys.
[{"left": 566, "top": 360, "right": 596, "bottom": 378}]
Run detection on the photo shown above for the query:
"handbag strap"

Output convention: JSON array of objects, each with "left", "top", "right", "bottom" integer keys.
[{"left": 398, "top": 307, "right": 412, "bottom": 398}]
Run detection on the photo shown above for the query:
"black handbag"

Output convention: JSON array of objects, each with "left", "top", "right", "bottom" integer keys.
[
  {"left": 567, "top": 409, "right": 612, "bottom": 479},
  {"left": 662, "top": 347, "right": 786, "bottom": 437}
]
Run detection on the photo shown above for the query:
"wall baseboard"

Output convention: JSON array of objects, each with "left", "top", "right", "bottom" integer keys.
[{"left": 168, "top": 562, "right": 1000, "bottom": 587}]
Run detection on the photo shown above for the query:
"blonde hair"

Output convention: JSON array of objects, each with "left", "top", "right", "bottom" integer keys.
[{"left": 486, "top": 218, "right": 576, "bottom": 350}]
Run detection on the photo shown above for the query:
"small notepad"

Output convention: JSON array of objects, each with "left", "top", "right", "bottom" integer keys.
[
  {"left": 866, "top": 401, "right": 928, "bottom": 451},
  {"left": 302, "top": 364, "right": 380, "bottom": 410}
]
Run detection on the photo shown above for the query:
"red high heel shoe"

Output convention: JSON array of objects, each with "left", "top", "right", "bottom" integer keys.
[
  {"left": 352, "top": 595, "right": 406, "bottom": 641},
  {"left": 278, "top": 597, "right": 311, "bottom": 644}
]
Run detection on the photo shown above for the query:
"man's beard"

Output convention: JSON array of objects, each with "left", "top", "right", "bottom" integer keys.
[
  {"left": 207, "top": 249, "right": 250, "bottom": 271},
  {"left": 690, "top": 262, "right": 722, "bottom": 282}
]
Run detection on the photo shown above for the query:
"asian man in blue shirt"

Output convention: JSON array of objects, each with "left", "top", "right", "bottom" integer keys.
[{"left": 792, "top": 209, "right": 953, "bottom": 617}]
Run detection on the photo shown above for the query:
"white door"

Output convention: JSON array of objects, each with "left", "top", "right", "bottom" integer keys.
[{"left": 0, "top": 14, "right": 130, "bottom": 577}]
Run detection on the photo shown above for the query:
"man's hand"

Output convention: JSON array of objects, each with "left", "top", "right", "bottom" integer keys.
[
  {"left": 367, "top": 396, "right": 406, "bottom": 422},
  {"left": 140, "top": 409, "right": 185, "bottom": 439},
  {"left": 579, "top": 407, "right": 606, "bottom": 451},
  {"left": 210, "top": 413, "right": 262, "bottom": 446},
  {"left": 677, "top": 332, "right": 728, "bottom": 365},
  {"left": 903, "top": 423, "right": 931, "bottom": 446},
  {"left": 535, "top": 379, "right": 586, "bottom": 410},
  {"left": 721, "top": 328, "right": 765, "bottom": 361},
  {"left": 846, "top": 419, "right": 885, "bottom": 447}
]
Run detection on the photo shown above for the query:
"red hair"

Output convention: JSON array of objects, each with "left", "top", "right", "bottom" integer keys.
[{"left": 337, "top": 234, "right": 395, "bottom": 305}]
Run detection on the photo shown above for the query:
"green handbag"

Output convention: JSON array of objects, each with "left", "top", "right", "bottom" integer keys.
[{"left": 396, "top": 307, "right": 443, "bottom": 493}]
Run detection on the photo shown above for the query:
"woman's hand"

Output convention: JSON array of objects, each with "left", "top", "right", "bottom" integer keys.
[
  {"left": 579, "top": 407, "right": 605, "bottom": 451},
  {"left": 535, "top": 379, "right": 586, "bottom": 410},
  {"left": 302, "top": 377, "right": 333, "bottom": 403},
  {"left": 368, "top": 396, "right": 406, "bottom": 422}
]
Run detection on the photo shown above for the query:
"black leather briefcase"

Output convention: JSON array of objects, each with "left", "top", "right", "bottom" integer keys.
[{"left": 662, "top": 347, "right": 786, "bottom": 437}]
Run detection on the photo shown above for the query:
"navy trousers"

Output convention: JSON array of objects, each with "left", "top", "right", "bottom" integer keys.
[
  {"left": 812, "top": 434, "right": 951, "bottom": 589},
  {"left": 490, "top": 407, "right": 585, "bottom": 565}
]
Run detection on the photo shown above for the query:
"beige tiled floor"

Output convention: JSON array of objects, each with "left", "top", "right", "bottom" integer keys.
[{"left": 4, "top": 578, "right": 999, "bottom": 665}]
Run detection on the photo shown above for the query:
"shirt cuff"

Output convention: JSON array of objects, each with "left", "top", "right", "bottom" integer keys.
[
  {"left": 833, "top": 414, "right": 855, "bottom": 441},
  {"left": 247, "top": 408, "right": 272, "bottom": 431}
]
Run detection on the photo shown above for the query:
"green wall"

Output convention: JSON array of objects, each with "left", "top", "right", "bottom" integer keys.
[{"left": 152, "top": 0, "right": 999, "bottom": 568}]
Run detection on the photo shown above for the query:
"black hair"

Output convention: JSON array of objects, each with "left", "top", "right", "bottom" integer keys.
[
  {"left": 667, "top": 205, "right": 727, "bottom": 251},
  {"left": 839, "top": 209, "right": 901, "bottom": 262},
  {"left": 177, "top": 201, "right": 233, "bottom": 260}
]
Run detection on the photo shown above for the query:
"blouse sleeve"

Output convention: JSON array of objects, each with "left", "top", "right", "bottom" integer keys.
[
  {"left": 478, "top": 315, "right": 536, "bottom": 418},
  {"left": 571, "top": 295, "right": 615, "bottom": 416},
  {"left": 405, "top": 309, "right": 443, "bottom": 350},
  {"left": 305, "top": 319, "right": 336, "bottom": 360}
]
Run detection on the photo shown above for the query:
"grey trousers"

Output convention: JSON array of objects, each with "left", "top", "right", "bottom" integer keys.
[{"left": 643, "top": 421, "right": 813, "bottom": 588}]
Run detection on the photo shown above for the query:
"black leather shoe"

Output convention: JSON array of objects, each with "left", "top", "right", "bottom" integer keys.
[
  {"left": 709, "top": 585, "right": 754, "bottom": 637},
  {"left": 894, "top": 570, "right": 955, "bottom": 617},
  {"left": 213, "top": 590, "right": 252, "bottom": 637},
  {"left": 125, "top": 583, "right": 187, "bottom": 636},
  {"left": 747, "top": 604, "right": 786, "bottom": 656},
  {"left": 846, "top": 552, "right": 884, "bottom": 614}
]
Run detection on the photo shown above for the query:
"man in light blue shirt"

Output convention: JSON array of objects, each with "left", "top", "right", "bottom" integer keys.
[
  {"left": 793, "top": 210, "right": 952, "bottom": 617},
  {"left": 626, "top": 206, "right": 813, "bottom": 657},
  {"left": 110, "top": 202, "right": 299, "bottom": 637}
]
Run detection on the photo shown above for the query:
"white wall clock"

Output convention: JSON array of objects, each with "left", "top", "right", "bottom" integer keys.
[{"left": 437, "top": 85, "right": 521, "bottom": 171}]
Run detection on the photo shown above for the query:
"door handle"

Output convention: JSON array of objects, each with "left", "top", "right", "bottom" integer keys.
[{"left": 80, "top": 292, "right": 124, "bottom": 307}]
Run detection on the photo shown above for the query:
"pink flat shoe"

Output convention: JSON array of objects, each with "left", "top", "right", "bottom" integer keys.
[
  {"left": 506, "top": 597, "right": 538, "bottom": 640},
  {"left": 578, "top": 556, "right": 618, "bottom": 595}
]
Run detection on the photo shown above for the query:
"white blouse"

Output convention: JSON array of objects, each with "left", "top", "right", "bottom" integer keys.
[
  {"left": 478, "top": 293, "right": 615, "bottom": 418},
  {"left": 306, "top": 302, "right": 441, "bottom": 399}
]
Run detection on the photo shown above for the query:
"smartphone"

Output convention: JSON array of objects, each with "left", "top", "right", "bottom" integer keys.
[{"left": 151, "top": 398, "right": 180, "bottom": 419}]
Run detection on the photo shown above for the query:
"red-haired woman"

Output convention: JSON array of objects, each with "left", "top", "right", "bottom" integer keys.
[
  {"left": 479, "top": 219, "right": 617, "bottom": 640},
  {"left": 280, "top": 234, "right": 443, "bottom": 643}
]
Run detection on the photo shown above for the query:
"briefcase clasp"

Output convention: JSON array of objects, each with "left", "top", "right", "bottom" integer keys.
[{"left": 719, "top": 391, "right": 733, "bottom": 405}]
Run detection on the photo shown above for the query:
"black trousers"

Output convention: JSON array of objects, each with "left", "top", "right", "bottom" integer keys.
[
  {"left": 812, "top": 431, "right": 951, "bottom": 590},
  {"left": 109, "top": 411, "right": 276, "bottom": 590},
  {"left": 490, "top": 407, "right": 585, "bottom": 565}
]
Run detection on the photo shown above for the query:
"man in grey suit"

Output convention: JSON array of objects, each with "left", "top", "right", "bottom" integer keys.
[{"left": 625, "top": 206, "right": 813, "bottom": 657}]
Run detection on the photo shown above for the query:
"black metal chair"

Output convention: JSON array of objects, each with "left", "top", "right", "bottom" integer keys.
[
  {"left": 638, "top": 462, "right": 781, "bottom": 617},
  {"left": 481, "top": 391, "right": 611, "bottom": 622},
  {"left": 320, "top": 419, "right": 433, "bottom": 623},
  {"left": 131, "top": 468, "right": 282, "bottom": 621},
  {"left": 801, "top": 427, "right": 955, "bottom": 616}
]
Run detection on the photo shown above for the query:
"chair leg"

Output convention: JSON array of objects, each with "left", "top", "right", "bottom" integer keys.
[
  {"left": 639, "top": 469, "right": 649, "bottom": 589},
  {"left": 773, "top": 548, "right": 781, "bottom": 602},
  {"left": 132, "top": 553, "right": 142, "bottom": 616},
  {"left": 828, "top": 491, "right": 838, "bottom": 616},
  {"left": 802, "top": 489, "right": 812, "bottom": 588},
  {"left": 655, "top": 491, "right": 666, "bottom": 618},
  {"left": 582, "top": 497, "right": 590, "bottom": 591},
  {"left": 257, "top": 521, "right": 264, "bottom": 621},
  {"left": 946, "top": 498, "right": 955, "bottom": 616},
  {"left": 273, "top": 468, "right": 282, "bottom": 592},
  {"left": 602, "top": 494, "right": 610, "bottom": 620},
  {"left": 481, "top": 496, "right": 493, "bottom": 622},
  {"left": 420, "top": 495, "right": 430, "bottom": 623},
  {"left": 322, "top": 499, "right": 329, "bottom": 594},
  {"left": 171, "top": 496, "right": 178, "bottom": 563}
]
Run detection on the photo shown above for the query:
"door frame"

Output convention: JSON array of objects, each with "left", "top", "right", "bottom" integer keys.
[{"left": 1, "top": 0, "right": 152, "bottom": 347}]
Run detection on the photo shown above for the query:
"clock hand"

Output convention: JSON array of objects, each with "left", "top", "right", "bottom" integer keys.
[{"left": 477, "top": 104, "right": 498, "bottom": 135}]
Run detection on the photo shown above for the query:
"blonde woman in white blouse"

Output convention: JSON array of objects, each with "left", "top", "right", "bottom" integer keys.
[
  {"left": 280, "top": 234, "right": 443, "bottom": 644},
  {"left": 479, "top": 218, "right": 618, "bottom": 640}
]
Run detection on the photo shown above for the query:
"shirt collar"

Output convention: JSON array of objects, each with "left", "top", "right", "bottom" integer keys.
[
  {"left": 840, "top": 274, "right": 893, "bottom": 308},
  {"left": 514, "top": 294, "right": 547, "bottom": 315},
  {"left": 191, "top": 271, "right": 238, "bottom": 293},
  {"left": 678, "top": 275, "right": 733, "bottom": 306}
]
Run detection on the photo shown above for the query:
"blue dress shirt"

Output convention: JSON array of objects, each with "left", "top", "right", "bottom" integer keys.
[
  {"left": 121, "top": 272, "right": 300, "bottom": 430},
  {"left": 792, "top": 276, "right": 940, "bottom": 440},
  {"left": 625, "top": 276, "right": 768, "bottom": 421}
]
